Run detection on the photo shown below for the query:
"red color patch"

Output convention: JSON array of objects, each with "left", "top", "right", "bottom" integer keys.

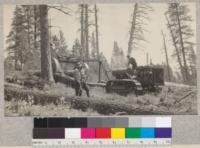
[{"left": 95, "top": 128, "right": 111, "bottom": 138}]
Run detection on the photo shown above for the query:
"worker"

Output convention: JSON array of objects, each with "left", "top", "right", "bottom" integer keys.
[
  {"left": 80, "top": 62, "right": 90, "bottom": 97},
  {"left": 73, "top": 62, "right": 82, "bottom": 96},
  {"left": 127, "top": 55, "right": 137, "bottom": 71}
]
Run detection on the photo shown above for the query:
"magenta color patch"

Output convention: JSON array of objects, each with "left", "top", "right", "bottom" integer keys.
[{"left": 81, "top": 128, "right": 96, "bottom": 139}]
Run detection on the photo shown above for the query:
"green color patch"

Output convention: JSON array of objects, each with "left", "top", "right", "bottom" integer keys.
[{"left": 125, "top": 128, "right": 141, "bottom": 138}]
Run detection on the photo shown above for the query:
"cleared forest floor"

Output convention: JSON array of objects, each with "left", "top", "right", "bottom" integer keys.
[{"left": 4, "top": 81, "right": 197, "bottom": 116}]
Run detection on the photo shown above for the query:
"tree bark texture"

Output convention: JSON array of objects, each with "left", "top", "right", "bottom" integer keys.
[
  {"left": 39, "top": 5, "right": 54, "bottom": 82},
  {"left": 162, "top": 31, "right": 171, "bottom": 82}
]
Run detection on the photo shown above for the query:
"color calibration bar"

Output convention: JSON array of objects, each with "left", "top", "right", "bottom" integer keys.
[
  {"left": 32, "top": 117, "right": 171, "bottom": 147},
  {"left": 33, "top": 127, "right": 171, "bottom": 139}
]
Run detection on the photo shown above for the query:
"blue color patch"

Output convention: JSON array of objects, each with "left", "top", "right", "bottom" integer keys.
[{"left": 141, "top": 128, "right": 155, "bottom": 138}]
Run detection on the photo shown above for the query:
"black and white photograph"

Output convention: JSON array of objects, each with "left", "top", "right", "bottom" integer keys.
[{"left": 3, "top": 2, "right": 197, "bottom": 116}]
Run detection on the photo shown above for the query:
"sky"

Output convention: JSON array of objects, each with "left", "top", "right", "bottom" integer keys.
[{"left": 3, "top": 3, "right": 196, "bottom": 72}]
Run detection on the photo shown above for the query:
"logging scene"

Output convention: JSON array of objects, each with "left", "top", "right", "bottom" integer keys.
[{"left": 3, "top": 3, "right": 197, "bottom": 116}]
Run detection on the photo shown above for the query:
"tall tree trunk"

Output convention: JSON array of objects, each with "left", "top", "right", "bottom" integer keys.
[
  {"left": 25, "top": 6, "right": 31, "bottom": 51},
  {"left": 20, "top": 46, "right": 23, "bottom": 71},
  {"left": 34, "top": 5, "right": 38, "bottom": 50},
  {"left": 39, "top": 5, "right": 54, "bottom": 83},
  {"left": 166, "top": 15, "right": 185, "bottom": 82},
  {"left": 80, "top": 4, "right": 85, "bottom": 60},
  {"left": 127, "top": 3, "right": 138, "bottom": 55},
  {"left": 175, "top": 3, "right": 189, "bottom": 82},
  {"left": 14, "top": 51, "right": 18, "bottom": 70},
  {"left": 95, "top": 4, "right": 101, "bottom": 82},
  {"left": 162, "top": 31, "right": 171, "bottom": 82},
  {"left": 85, "top": 4, "right": 89, "bottom": 59},
  {"left": 189, "top": 44, "right": 196, "bottom": 78},
  {"left": 14, "top": 33, "right": 18, "bottom": 70},
  {"left": 95, "top": 4, "right": 99, "bottom": 59}
]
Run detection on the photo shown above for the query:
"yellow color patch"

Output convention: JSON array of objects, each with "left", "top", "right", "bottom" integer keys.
[{"left": 111, "top": 128, "right": 125, "bottom": 139}]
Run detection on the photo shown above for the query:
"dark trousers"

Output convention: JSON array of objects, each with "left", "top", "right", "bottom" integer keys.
[
  {"left": 81, "top": 81, "right": 90, "bottom": 97},
  {"left": 74, "top": 80, "right": 82, "bottom": 96},
  {"left": 74, "top": 80, "right": 90, "bottom": 97}
]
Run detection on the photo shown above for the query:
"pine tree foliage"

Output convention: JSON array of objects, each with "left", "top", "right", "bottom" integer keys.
[
  {"left": 127, "top": 3, "right": 153, "bottom": 55},
  {"left": 90, "top": 32, "right": 97, "bottom": 59},
  {"left": 166, "top": 3, "right": 196, "bottom": 83},
  {"left": 78, "top": 4, "right": 94, "bottom": 59},
  {"left": 52, "top": 30, "right": 69, "bottom": 57},
  {"left": 6, "top": 5, "right": 41, "bottom": 71},
  {"left": 72, "top": 38, "right": 82, "bottom": 58},
  {"left": 111, "top": 41, "right": 126, "bottom": 69}
]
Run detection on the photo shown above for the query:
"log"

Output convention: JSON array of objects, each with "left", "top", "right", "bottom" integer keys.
[
  {"left": 165, "top": 82, "right": 195, "bottom": 88},
  {"left": 53, "top": 73, "right": 75, "bottom": 88},
  {"left": 174, "top": 91, "right": 193, "bottom": 104},
  {"left": 5, "top": 84, "right": 60, "bottom": 105},
  {"left": 88, "top": 82, "right": 106, "bottom": 88},
  {"left": 54, "top": 73, "right": 107, "bottom": 88},
  {"left": 4, "top": 84, "right": 182, "bottom": 115},
  {"left": 6, "top": 72, "right": 106, "bottom": 92}
]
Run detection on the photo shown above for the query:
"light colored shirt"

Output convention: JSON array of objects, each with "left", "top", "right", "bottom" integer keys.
[{"left": 73, "top": 68, "right": 81, "bottom": 81}]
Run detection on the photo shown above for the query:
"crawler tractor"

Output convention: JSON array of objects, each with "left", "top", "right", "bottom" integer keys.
[{"left": 105, "top": 66, "right": 164, "bottom": 95}]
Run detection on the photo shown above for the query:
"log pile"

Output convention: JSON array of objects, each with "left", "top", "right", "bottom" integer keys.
[
  {"left": 5, "top": 83, "right": 182, "bottom": 115},
  {"left": 5, "top": 73, "right": 196, "bottom": 115}
]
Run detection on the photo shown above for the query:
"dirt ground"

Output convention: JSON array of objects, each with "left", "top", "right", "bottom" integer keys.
[{"left": 4, "top": 82, "right": 197, "bottom": 116}]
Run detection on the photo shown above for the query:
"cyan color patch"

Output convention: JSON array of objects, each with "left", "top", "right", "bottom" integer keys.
[{"left": 141, "top": 128, "right": 155, "bottom": 138}]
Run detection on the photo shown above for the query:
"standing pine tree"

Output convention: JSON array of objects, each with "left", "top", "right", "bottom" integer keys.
[
  {"left": 39, "top": 5, "right": 54, "bottom": 82},
  {"left": 111, "top": 41, "right": 126, "bottom": 69},
  {"left": 94, "top": 4, "right": 100, "bottom": 59},
  {"left": 72, "top": 38, "right": 82, "bottom": 58},
  {"left": 33, "top": 5, "right": 40, "bottom": 50},
  {"left": 22, "top": 5, "right": 41, "bottom": 71},
  {"left": 166, "top": 14, "right": 185, "bottom": 82},
  {"left": 51, "top": 30, "right": 69, "bottom": 57},
  {"left": 90, "top": 32, "right": 97, "bottom": 59},
  {"left": 127, "top": 3, "right": 153, "bottom": 56},
  {"left": 6, "top": 6, "right": 29, "bottom": 71},
  {"left": 22, "top": 5, "right": 34, "bottom": 52},
  {"left": 187, "top": 44, "right": 196, "bottom": 84},
  {"left": 78, "top": 4, "right": 93, "bottom": 60},
  {"left": 166, "top": 3, "right": 195, "bottom": 83},
  {"left": 6, "top": 5, "right": 41, "bottom": 72},
  {"left": 84, "top": 4, "right": 90, "bottom": 59},
  {"left": 99, "top": 52, "right": 111, "bottom": 80}
]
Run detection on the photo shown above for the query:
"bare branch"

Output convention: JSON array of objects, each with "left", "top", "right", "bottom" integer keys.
[{"left": 48, "top": 6, "right": 71, "bottom": 15}]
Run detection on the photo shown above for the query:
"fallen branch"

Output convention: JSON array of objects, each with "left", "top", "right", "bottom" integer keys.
[{"left": 174, "top": 91, "right": 194, "bottom": 104}]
